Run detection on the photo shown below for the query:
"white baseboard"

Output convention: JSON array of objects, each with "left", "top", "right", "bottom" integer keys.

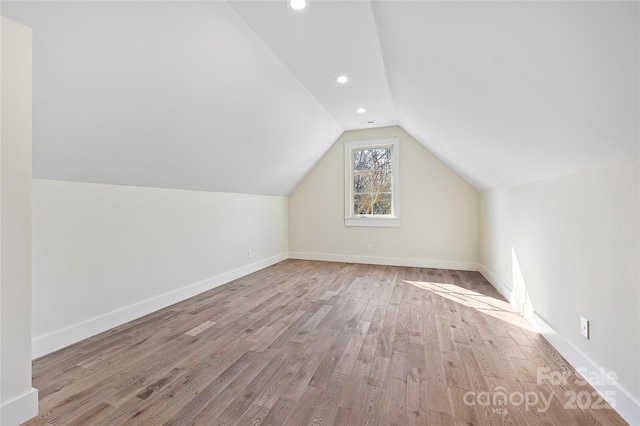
[
  {"left": 532, "top": 312, "right": 640, "bottom": 426},
  {"left": 478, "top": 263, "right": 515, "bottom": 305},
  {"left": 0, "top": 387, "right": 38, "bottom": 426},
  {"left": 32, "top": 253, "right": 288, "bottom": 359},
  {"left": 288, "top": 251, "right": 479, "bottom": 272},
  {"left": 480, "top": 264, "right": 639, "bottom": 426}
]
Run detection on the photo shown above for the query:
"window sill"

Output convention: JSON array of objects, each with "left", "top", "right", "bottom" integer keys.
[{"left": 344, "top": 217, "right": 400, "bottom": 228}]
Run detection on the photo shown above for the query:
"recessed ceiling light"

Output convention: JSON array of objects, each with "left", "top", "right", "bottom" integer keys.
[
  {"left": 335, "top": 75, "right": 349, "bottom": 84},
  {"left": 356, "top": 108, "right": 366, "bottom": 114},
  {"left": 289, "top": 0, "right": 307, "bottom": 11}
]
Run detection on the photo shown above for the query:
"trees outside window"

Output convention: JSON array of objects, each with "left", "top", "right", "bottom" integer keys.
[{"left": 344, "top": 138, "right": 400, "bottom": 227}]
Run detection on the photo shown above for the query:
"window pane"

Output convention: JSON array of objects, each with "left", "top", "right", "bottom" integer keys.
[
  {"left": 372, "top": 193, "right": 392, "bottom": 215},
  {"left": 353, "top": 149, "right": 372, "bottom": 170},
  {"left": 353, "top": 193, "right": 372, "bottom": 215},
  {"left": 372, "top": 170, "right": 391, "bottom": 192},
  {"left": 372, "top": 148, "right": 391, "bottom": 168},
  {"left": 381, "top": 153, "right": 392, "bottom": 174},
  {"left": 353, "top": 171, "right": 373, "bottom": 194}
]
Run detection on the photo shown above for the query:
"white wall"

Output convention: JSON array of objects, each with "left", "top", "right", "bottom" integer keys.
[
  {"left": 480, "top": 160, "right": 640, "bottom": 424},
  {"left": 32, "top": 179, "right": 288, "bottom": 358},
  {"left": 0, "top": 16, "right": 39, "bottom": 425},
  {"left": 289, "top": 126, "right": 480, "bottom": 269}
]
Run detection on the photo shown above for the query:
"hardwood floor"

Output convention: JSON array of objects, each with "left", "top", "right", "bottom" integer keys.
[{"left": 25, "top": 260, "right": 627, "bottom": 425}]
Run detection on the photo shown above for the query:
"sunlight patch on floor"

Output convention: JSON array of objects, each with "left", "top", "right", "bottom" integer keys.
[{"left": 405, "top": 280, "right": 536, "bottom": 332}]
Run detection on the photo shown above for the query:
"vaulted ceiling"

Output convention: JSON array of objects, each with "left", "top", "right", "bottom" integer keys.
[{"left": 3, "top": 1, "right": 638, "bottom": 195}]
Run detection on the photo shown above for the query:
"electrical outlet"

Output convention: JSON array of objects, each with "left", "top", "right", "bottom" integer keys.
[
  {"left": 248, "top": 250, "right": 252, "bottom": 259},
  {"left": 367, "top": 244, "right": 373, "bottom": 251},
  {"left": 581, "top": 317, "right": 589, "bottom": 339}
]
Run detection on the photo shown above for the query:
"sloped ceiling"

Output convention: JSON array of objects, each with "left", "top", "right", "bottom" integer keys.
[
  {"left": 1, "top": 1, "right": 342, "bottom": 196},
  {"left": 232, "top": 0, "right": 639, "bottom": 191},
  {"left": 228, "top": 0, "right": 397, "bottom": 130},
  {"left": 2, "top": 1, "right": 638, "bottom": 194},
  {"left": 371, "top": 1, "right": 639, "bottom": 189}
]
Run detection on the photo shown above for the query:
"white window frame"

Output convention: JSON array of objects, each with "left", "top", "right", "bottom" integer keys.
[{"left": 344, "top": 138, "right": 400, "bottom": 227}]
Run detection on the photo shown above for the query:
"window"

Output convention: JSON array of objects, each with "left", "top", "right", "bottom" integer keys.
[{"left": 344, "top": 138, "right": 400, "bottom": 227}]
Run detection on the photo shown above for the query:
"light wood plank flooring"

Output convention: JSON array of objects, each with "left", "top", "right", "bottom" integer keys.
[{"left": 25, "top": 260, "right": 627, "bottom": 425}]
